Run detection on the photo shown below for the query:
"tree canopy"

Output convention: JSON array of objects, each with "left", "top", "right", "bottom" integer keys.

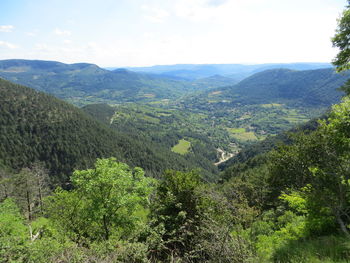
[{"left": 332, "top": 1, "right": 350, "bottom": 72}]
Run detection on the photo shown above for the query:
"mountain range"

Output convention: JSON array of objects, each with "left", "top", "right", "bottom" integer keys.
[
  {"left": 183, "top": 68, "right": 349, "bottom": 110},
  {"left": 122, "top": 62, "right": 332, "bottom": 80},
  {"left": 0, "top": 59, "right": 239, "bottom": 106},
  {"left": 0, "top": 78, "right": 219, "bottom": 184}
]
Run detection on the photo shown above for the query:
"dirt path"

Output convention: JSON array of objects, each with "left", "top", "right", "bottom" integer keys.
[{"left": 214, "top": 148, "right": 234, "bottom": 166}]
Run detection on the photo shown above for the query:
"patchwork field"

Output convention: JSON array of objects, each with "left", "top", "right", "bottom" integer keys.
[{"left": 171, "top": 139, "right": 191, "bottom": 155}]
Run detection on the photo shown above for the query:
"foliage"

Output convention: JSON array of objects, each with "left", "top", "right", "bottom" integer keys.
[
  {"left": 83, "top": 103, "right": 220, "bottom": 180},
  {"left": 47, "top": 158, "right": 154, "bottom": 243},
  {"left": 148, "top": 170, "right": 254, "bottom": 262},
  {"left": 219, "top": 96, "right": 350, "bottom": 261},
  {"left": 0, "top": 198, "right": 28, "bottom": 262},
  {"left": 272, "top": 235, "right": 350, "bottom": 263},
  {"left": 0, "top": 59, "right": 233, "bottom": 106},
  {"left": 0, "top": 78, "right": 219, "bottom": 183},
  {"left": 332, "top": 1, "right": 350, "bottom": 72}
]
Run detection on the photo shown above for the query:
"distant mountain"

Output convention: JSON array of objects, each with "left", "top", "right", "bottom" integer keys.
[
  {"left": 0, "top": 78, "right": 216, "bottom": 184},
  {"left": 191, "top": 75, "right": 239, "bottom": 89},
  {"left": 0, "top": 59, "right": 243, "bottom": 106},
  {"left": 186, "top": 68, "right": 348, "bottom": 109},
  {"left": 0, "top": 59, "right": 200, "bottom": 105},
  {"left": 123, "top": 63, "right": 332, "bottom": 80}
]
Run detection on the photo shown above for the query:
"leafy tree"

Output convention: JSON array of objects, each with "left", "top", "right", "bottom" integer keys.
[
  {"left": 332, "top": 0, "right": 350, "bottom": 72},
  {"left": 148, "top": 170, "right": 252, "bottom": 262},
  {"left": 0, "top": 198, "right": 28, "bottom": 262},
  {"left": 149, "top": 170, "right": 204, "bottom": 260},
  {"left": 268, "top": 97, "right": 350, "bottom": 236},
  {"left": 47, "top": 158, "right": 154, "bottom": 243},
  {"left": 0, "top": 164, "right": 50, "bottom": 220},
  {"left": 305, "top": 97, "right": 350, "bottom": 236}
]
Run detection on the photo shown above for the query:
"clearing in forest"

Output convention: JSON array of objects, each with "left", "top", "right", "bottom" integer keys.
[{"left": 171, "top": 139, "right": 191, "bottom": 155}]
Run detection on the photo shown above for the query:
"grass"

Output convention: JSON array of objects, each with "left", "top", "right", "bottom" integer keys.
[
  {"left": 272, "top": 235, "right": 350, "bottom": 263},
  {"left": 227, "top": 127, "right": 246, "bottom": 133},
  {"left": 284, "top": 117, "right": 309, "bottom": 123},
  {"left": 261, "top": 103, "right": 284, "bottom": 108},
  {"left": 227, "top": 127, "right": 259, "bottom": 141},
  {"left": 142, "top": 93, "right": 155, "bottom": 98},
  {"left": 157, "top": 112, "right": 172, "bottom": 117},
  {"left": 230, "top": 131, "right": 258, "bottom": 141},
  {"left": 171, "top": 139, "right": 191, "bottom": 155},
  {"left": 209, "top": 91, "right": 222, "bottom": 96},
  {"left": 239, "top": 114, "right": 252, "bottom": 120},
  {"left": 141, "top": 115, "right": 160, "bottom": 124}
]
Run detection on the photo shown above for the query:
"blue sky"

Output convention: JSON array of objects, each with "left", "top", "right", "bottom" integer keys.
[{"left": 0, "top": 0, "right": 346, "bottom": 67}]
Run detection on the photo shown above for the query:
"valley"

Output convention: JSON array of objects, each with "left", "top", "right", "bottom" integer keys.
[
  {"left": 1, "top": 59, "right": 350, "bottom": 263},
  {"left": 1, "top": 59, "right": 346, "bottom": 171},
  {"left": 3, "top": 0, "right": 350, "bottom": 262}
]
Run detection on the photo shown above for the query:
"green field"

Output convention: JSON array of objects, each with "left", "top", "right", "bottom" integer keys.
[
  {"left": 171, "top": 139, "right": 191, "bottom": 155},
  {"left": 230, "top": 131, "right": 258, "bottom": 141},
  {"left": 261, "top": 103, "right": 283, "bottom": 108},
  {"left": 227, "top": 127, "right": 246, "bottom": 133}
]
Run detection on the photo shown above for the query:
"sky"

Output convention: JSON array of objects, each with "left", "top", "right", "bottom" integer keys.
[{"left": 0, "top": 0, "right": 347, "bottom": 67}]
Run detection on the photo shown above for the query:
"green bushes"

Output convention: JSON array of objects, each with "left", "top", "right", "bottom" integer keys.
[{"left": 0, "top": 158, "right": 255, "bottom": 262}]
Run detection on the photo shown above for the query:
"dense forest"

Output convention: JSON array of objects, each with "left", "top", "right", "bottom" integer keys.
[
  {"left": 2, "top": 1, "right": 350, "bottom": 262},
  {"left": 2, "top": 95, "right": 350, "bottom": 262},
  {"left": 0, "top": 78, "right": 218, "bottom": 183}
]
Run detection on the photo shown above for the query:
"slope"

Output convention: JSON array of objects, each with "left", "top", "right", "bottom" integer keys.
[
  {"left": 0, "top": 78, "right": 216, "bottom": 184},
  {"left": 0, "top": 59, "right": 198, "bottom": 105},
  {"left": 81, "top": 103, "right": 219, "bottom": 179},
  {"left": 125, "top": 63, "right": 332, "bottom": 80},
  {"left": 190, "top": 68, "right": 349, "bottom": 108}
]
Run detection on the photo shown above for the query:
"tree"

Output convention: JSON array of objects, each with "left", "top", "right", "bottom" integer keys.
[
  {"left": 0, "top": 198, "right": 28, "bottom": 262},
  {"left": 47, "top": 158, "right": 154, "bottom": 243},
  {"left": 332, "top": 1, "right": 350, "bottom": 72},
  {"left": 148, "top": 170, "right": 251, "bottom": 262},
  {"left": 268, "top": 97, "right": 350, "bottom": 236},
  {"left": 1, "top": 163, "right": 50, "bottom": 221}
]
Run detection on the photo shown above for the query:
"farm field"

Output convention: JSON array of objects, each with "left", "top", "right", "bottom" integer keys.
[{"left": 171, "top": 139, "right": 191, "bottom": 155}]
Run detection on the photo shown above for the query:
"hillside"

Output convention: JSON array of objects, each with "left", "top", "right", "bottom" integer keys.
[
  {"left": 0, "top": 59, "right": 200, "bottom": 105},
  {"left": 125, "top": 62, "right": 332, "bottom": 80},
  {"left": 81, "top": 103, "right": 219, "bottom": 179},
  {"left": 0, "top": 60, "right": 249, "bottom": 106},
  {"left": 0, "top": 78, "right": 217, "bottom": 183},
  {"left": 187, "top": 68, "right": 348, "bottom": 108}
]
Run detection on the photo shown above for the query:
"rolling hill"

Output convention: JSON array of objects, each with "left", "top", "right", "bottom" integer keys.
[
  {"left": 124, "top": 62, "right": 332, "bottom": 80},
  {"left": 0, "top": 59, "right": 254, "bottom": 106},
  {"left": 0, "top": 59, "right": 200, "bottom": 106},
  {"left": 184, "top": 68, "right": 349, "bottom": 109},
  {"left": 0, "top": 78, "right": 218, "bottom": 184}
]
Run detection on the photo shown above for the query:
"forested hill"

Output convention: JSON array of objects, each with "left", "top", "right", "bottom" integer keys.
[
  {"left": 0, "top": 78, "right": 213, "bottom": 183},
  {"left": 125, "top": 62, "right": 331, "bottom": 80},
  {"left": 218, "top": 116, "right": 322, "bottom": 172},
  {"left": 81, "top": 103, "right": 219, "bottom": 179},
  {"left": 185, "top": 68, "right": 349, "bottom": 109},
  {"left": 0, "top": 59, "right": 200, "bottom": 105}
]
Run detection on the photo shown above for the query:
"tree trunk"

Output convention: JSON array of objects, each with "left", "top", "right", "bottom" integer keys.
[
  {"left": 26, "top": 190, "right": 32, "bottom": 220},
  {"left": 336, "top": 214, "right": 350, "bottom": 237},
  {"left": 38, "top": 185, "right": 43, "bottom": 215},
  {"left": 103, "top": 215, "right": 109, "bottom": 240}
]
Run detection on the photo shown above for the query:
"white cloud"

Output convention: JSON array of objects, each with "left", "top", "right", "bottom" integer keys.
[
  {"left": 54, "top": 28, "right": 71, "bottom": 36},
  {"left": 35, "top": 43, "right": 51, "bottom": 51},
  {"left": 63, "top": 39, "right": 72, "bottom": 44},
  {"left": 174, "top": 0, "right": 226, "bottom": 22},
  {"left": 142, "top": 5, "right": 170, "bottom": 23},
  {"left": 207, "top": 0, "right": 229, "bottom": 7},
  {"left": 0, "top": 40, "right": 18, "bottom": 49},
  {"left": 0, "top": 25, "right": 14, "bottom": 32},
  {"left": 26, "top": 32, "right": 36, "bottom": 37}
]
